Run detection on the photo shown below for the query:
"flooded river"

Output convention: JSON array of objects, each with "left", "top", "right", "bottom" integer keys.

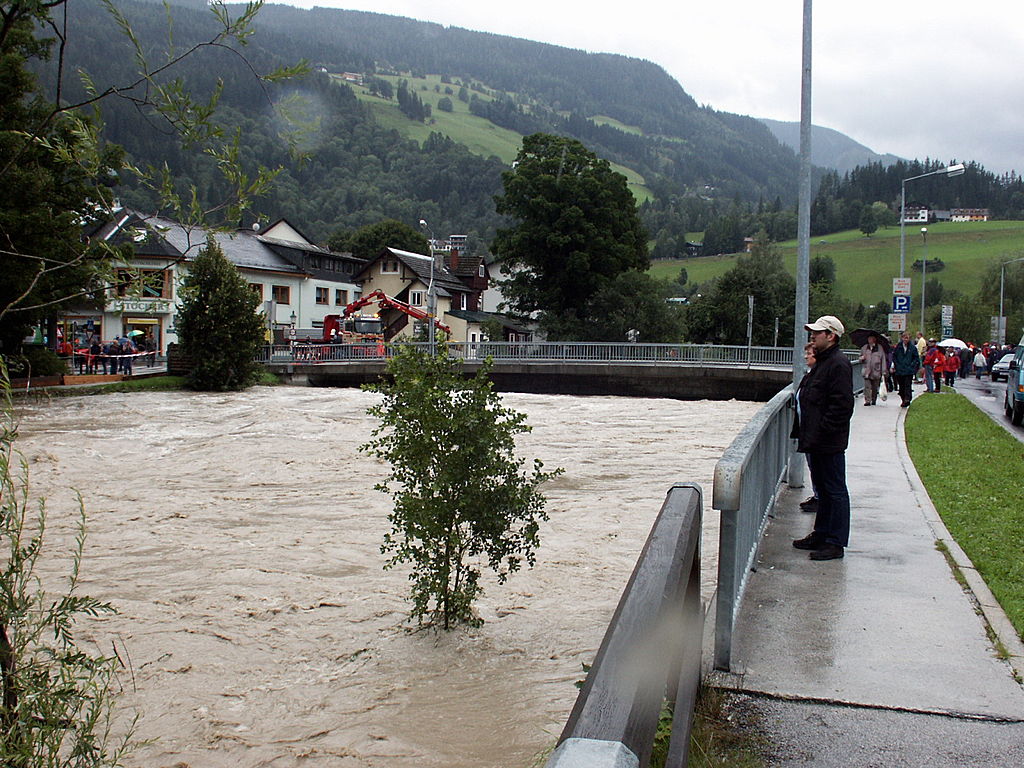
[{"left": 15, "top": 386, "right": 759, "bottom": 768}]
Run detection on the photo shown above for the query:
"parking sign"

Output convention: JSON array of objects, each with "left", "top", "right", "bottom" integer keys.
[{"left": 892, "top": 295, "right": 911, "bottom": 313}]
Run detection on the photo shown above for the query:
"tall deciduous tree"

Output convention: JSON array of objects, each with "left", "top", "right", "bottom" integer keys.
[
  {"left": 362, "top": 346, "right": 561, "bottom": 629},
  {"left": 176, "top": 238, "right": 265, "bottom": 391},
  {"left": 491, "top": 133, "right": 648, "bottom": 339}
]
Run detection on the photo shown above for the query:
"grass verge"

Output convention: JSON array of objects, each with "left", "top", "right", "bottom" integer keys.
[
  {"left": 20, "top": 370, "right": 282, "bottom": 397},
  {"left": 904, "top": 392, "right": 1024, "bottom": 638}
]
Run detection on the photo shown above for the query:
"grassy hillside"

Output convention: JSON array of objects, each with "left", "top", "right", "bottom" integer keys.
[
  {"left": 345, "top": 71, "right": 654, "bottom": 203},
  {"left": 649, "top": 220, "right": 1024, "bottom": 306}
]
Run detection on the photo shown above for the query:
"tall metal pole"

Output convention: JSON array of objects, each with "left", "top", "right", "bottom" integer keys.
[
  {"left": 899, "top": 181, "right": 907, "bottom": 279},
  {"left": 789, "top": 0, "right": 812, "bottom": 488},
  {"left": 921, "top": 228, "right": 929, "bottom": 335}
]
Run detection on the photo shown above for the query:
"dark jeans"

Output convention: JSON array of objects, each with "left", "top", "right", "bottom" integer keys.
[
  {"left": 944, "top": 371, "right": 956, "bottom": 387},
  {"left": 807, "top": 451, "right": 850, "bottom": 548},
  {"left": 895, "top": 373, "right": 914, "bottom": 404}
]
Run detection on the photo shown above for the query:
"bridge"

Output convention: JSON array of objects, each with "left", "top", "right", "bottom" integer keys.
[{"left": 261, "top": 341, "right": 816, "bottom": 401}]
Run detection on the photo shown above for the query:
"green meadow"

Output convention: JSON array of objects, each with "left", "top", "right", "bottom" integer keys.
[
  {"left": 344, "top": 72, "right": 653, "bottom": 203},
  {"left": 649, "top": 220, "right": 1024, "bottom": 306}
]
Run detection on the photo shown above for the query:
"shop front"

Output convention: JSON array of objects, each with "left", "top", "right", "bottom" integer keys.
[{"left": 108, "top": 299, "right": 173, "bottom": 354}]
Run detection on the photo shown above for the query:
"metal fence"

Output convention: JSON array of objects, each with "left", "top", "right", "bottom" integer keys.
[
  {"left": 256, "top": 342, "right": 871, "bottom": 368},
  {"left": 545, "top": 484, "right": 704, "bottom": 768}
]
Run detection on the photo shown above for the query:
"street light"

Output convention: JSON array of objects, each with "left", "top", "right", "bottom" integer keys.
[
  {"left": 919, "top": 227, "right": 928, "bottom": 335},
  {"left": 999, "top": 256, "right": 1024, "bottom": 345},
  {"left": 418, "top": 219, "right": 437, "bottom": 350},
  {"left": 899, "top": 163, "right": 965, "bottom": 279}
]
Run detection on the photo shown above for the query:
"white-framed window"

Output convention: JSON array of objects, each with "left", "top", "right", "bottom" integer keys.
[
  {"left": 409, "top": 290, "right": 425, "bottom": 306},
  {"left": 478, "top": 264, "right": 485, "bottom": 277},
  {"left": 380, "top": 260, "right": 399, "bottom": 274},
  {"left": 459, "top": 293, "right": 468, "bottom": 310}
]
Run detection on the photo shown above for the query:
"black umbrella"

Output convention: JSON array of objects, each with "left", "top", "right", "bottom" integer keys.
[{"left": 850, "top": 328, "right": 892, "bottom": 355}]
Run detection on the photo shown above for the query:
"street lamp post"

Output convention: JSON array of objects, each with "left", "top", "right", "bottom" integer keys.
[
  {"left": 418, "top": 219, "right": 436, "bottom": 351},
  {"left": 999, "top": 256, "right": 1024, "bottom": 345},
  {"left": 899, "top": 163, "right": 965, "bottom": 279},
  {"left": 919, "top": 228, "right": 928, "bottom": 335}
]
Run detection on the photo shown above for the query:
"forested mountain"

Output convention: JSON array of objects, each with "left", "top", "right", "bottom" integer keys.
[
  {"left": 52, "top": 0, "right": 806, "bottom": 247},
  {"left": 759, "top": 119, "right": 902, "bottom": 174}
]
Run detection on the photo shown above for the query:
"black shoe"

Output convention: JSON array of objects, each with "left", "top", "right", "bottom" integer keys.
[
  {"left": 799, "top": 497, "right": 818, "bottom": 514},
  {"left": 793, "top": 533, "right": 824, "bottom": 550},
  {"left": 809, "top": 544, "right": 844, "bottom": 560}
]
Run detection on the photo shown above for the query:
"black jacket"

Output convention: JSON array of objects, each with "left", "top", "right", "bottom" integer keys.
[{"left": 791, "top": 343, "right": 854, "bottom": 454}]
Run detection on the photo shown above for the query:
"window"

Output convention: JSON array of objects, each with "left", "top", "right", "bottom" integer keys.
[
  {"left": 114, "top": 268, "right": 172, "bottom": 299},
  {"left": 272, "top": 285, "right": 290, "bottom": 304},
  {"left": 409, "top": 290, "right": 425, "bottom": 307},
  {"left": 459, "top": 293, "right": 468, "bottom": 310},
  {"left": 335, "top": 289, "right": 349, "bottom": 306},
  {"left": 250, "top": 283, "right": 263, "bottom": 299},
  {"left": 380, "top": 260, "right": 399, "bottom": 274},
  {"left": 315, "top": 287, "right": 329, "bottom": 305},
  {"left": 478, "top": 264, "right": 485, "bottom": 278}
]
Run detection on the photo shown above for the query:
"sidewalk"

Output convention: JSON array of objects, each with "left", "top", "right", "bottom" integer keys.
[{"left": 715, "top": 385, "right": 1024, "bottom": 766}]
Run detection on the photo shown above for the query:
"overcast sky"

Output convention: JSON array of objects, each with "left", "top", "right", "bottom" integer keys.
[{"left": 285, "top": 1, "right": 1024, "bottom": 175}]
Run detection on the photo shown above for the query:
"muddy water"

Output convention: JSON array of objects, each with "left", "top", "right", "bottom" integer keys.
[{"left": 15, "top": 387, "right": 759, "bottom": 768}]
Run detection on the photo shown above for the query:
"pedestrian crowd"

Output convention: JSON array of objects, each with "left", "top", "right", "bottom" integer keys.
[{"left": 56, "top": 334, "right": 158, "bottom": 375}]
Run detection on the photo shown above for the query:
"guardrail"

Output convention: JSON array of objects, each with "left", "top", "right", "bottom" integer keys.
[
  {"left": 711, "top": 386, "right": 795, "bottom": 671},
  {"left": 259, "top": 341, "right": 864, "bottom": 368},
  {"left": 545, "top": 484, "right": 703, "bottom": 768}
]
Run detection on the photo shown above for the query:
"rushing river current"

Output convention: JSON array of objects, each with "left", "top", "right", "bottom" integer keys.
[{"left": 15, "top": 386, "right": 759, "bottom": 768}]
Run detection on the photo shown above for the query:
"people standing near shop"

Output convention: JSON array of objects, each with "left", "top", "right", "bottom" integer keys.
[
  {"left": 891, "top": 332, "right": 921, "bottom": 408},
  {"left": 88, "top": 339, "right": 104, "bottom": 374},
  {"left": 107, "top": 338, "right": 120, "bottom": 374},
  {"left": 858, "top": 333, "right": 886, "bottom": 406},
  {"left": 943, "top": 347, "right": 960, "bottom": 388},
  {"left": 792, "top": 316, "right": 854, "bottom": 561},
  {"left": 959, "top": 346, "right": 973, "bottom": 379},
  {"left": 973, "top": 347, "right": 988, "bottom": 379},
  {"left": 120, "top": 336, "right": 136, "bottom": 376},
  {"left": 923, "top": 341, "right": 946, "bottom": 393}
]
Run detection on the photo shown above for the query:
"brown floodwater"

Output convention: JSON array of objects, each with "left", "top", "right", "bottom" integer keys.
[{"left": 14, "top": 386, "right": 759, "bottom": 768}]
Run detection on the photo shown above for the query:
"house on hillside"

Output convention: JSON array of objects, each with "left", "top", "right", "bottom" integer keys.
[
  {"left": 60, "top": 209, "right": 364, "bottom": 352},
  {"left": 950, "top": 208, "right": 990, "bottom": 222},
  {"left": 901, "top": 206, "right": 929, "bottom": 224}
]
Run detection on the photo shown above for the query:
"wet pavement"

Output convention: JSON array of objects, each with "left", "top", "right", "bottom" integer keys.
[{"left": 715, "top": 380, "right": 1024, "bottom": 766}]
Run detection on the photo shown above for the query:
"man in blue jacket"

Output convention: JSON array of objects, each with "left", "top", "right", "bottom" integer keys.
[
  {"left": 890, "top": 331, "right": 921, "bottom": 408},
  {"left": 791, "top": 315, "right": 855, "bottom": 561}
]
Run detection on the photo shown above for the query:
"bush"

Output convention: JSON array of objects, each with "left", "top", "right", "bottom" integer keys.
[{"left": 2, "top": 348, "right": 68, "bottom": 378}]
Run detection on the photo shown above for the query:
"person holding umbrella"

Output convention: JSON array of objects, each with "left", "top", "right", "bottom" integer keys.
[{"left": 857, "top": 331, "right": 888, "bottom": 405}]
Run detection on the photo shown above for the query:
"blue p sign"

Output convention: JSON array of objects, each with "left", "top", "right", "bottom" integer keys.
[{"left": 893, "top": 295, "right": 911, "bottom": 314}]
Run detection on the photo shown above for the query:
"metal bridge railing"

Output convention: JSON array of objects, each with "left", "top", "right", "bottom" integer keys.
[
  {"left": 545, "top": 484, "right": 704, "bottom": 768},
  {"left": 258, "top": 342, "right": 876, "bottom": 368},
  {"left": 711, "top": 386, "right": 795, "bottom": 671}
]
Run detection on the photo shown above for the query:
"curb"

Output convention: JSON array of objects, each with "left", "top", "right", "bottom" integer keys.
[{"left": 894, "top": 402, "right": 1024, "bottom": 683}]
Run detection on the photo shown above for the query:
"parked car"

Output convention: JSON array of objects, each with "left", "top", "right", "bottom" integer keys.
[
  {"left": 1003, "top": 341, "right": 1024, "bottom": 426},
  {"left": 991, "top": 352, "right": 1015, "bottom": 382}
]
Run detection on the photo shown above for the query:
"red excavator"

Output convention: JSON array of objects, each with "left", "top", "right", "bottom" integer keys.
[{"left": 322, "top": 289, "right": 451, "bottom": 342}]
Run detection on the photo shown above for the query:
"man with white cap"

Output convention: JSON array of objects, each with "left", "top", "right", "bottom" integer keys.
[{"left": 790, "top": 315, "right": 854, "bottom": 560}]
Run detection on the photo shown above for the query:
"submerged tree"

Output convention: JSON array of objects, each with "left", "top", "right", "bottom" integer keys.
[
  {"left": 175, "top": 238, "right": 266, "bottom": 391},
  {"left": 362, "top": 347, "right": 561, "bottom": 629}
]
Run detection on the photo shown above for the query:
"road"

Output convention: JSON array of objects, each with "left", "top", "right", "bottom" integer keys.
[{"left": 948, "top": 375, "right": 1024, "bottom": 444}]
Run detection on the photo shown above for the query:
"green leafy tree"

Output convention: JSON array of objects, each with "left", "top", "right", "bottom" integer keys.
[
  {"left": 1, "top": 363, "right": 136, "bottom": 767},
  {"left": 809, "top": 255, "right": 836, "bottom": 286},
  {"left": 176, "top": 239, "right": 265, "bottom": 391},
  {"left": 859, "top": 204, "right": 878, "bottom": 237},
  {"left": 328, "top": 219, "right": 429, "bottom": 260},
  {"left": 583, "top": 271, "right": 686, "bottom": 342},
  {"left": 686, "top": 230, "right": 795, "bottom": 344},
  {"left": 491, "top": 133, "right": 648, "bottom": 339},
  {"left": 362, "top": 346, "right": 561, "bottom": 629},
  {"left": 437, "top": 96, "right": 453, "bottom": 112}
]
